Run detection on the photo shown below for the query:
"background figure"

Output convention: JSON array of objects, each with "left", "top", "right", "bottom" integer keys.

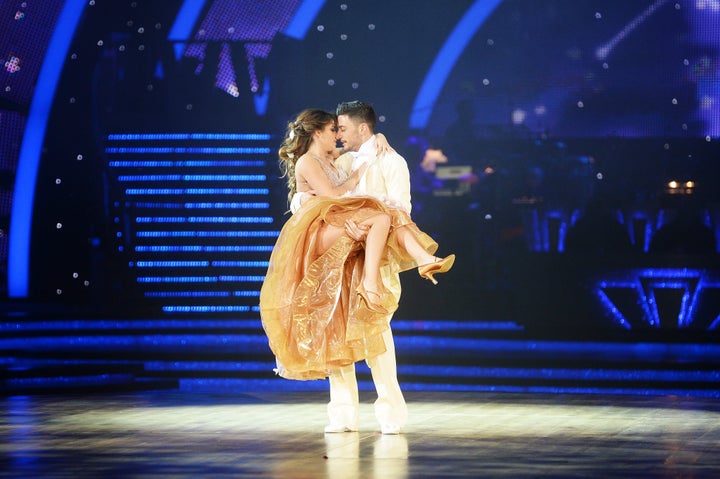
[
  {"left": 411, "top": 138, "right": 448, "bottom": 195},
  {"left": 408, "top": 136, "right": 445, "bottom": 233}
]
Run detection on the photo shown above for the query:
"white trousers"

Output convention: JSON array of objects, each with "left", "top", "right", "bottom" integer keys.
[{"left": 327, "top": 327, "right": 408, "bottom": 429}]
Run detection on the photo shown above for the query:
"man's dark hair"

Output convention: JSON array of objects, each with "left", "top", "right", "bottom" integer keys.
[{"left": 336, "top": 100, "right": 377, "bottom": 133}]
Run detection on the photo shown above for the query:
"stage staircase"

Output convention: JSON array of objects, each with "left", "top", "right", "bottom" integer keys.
[{"left": 2, "top": 312, "right": 719, "bottom": 397}]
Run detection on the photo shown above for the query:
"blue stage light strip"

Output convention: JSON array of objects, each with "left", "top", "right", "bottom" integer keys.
[
  {"left": 135, "top": 231, "right": 278, "bottom": 238},
  {"left": 144, "top": 360, "right": 275, "bottom": 372},
  {"left": 5, "top": 375, "right": 139, "bottom": 391},
  {"left": 121, "top": 175, "right": 179, "bottom": 181},
  {"left": 0, "top": 318, "right": 501, "bottom": 333},
  {"left": 136, "top": 275, "right": 264, "bottom": 283},
  {"left": 409, "top": 0, "right": 503, "bottom": 129},
  {"left": 139, "top": 363, "right": 705, "bottom": 382},
  {"left": 4, "top": 332, "right": 718, "bottom": 363},
  {"left": 395, "top": 336, "right": 720, "bottom": 361},
  {"left": 284, "top": 0, "right": 326, "bottom": 39},
  {"left": 134, "top": 261, "right": 209, "bottom": 267},
  {"left": 177, "top": 379, "right": 330, "bottom": 393},
  {"left": 109, "top": 160, "right": 174, "bottom": 167},
  {"left": 0, "top": 318, "right": 263, "bottom": 331},
  {"left": 397, "top": 383, "right": 720, "bottom": 397},
  {"left": 0, "top": 334, "right": 270, "bottom": 352},
  {"left": 137, "top": 276, "right": 219, "bottom": 283},
  {"left": 134, "top": 246, "right": 274, "bottom": 252},
  {"left": 185, "top": 202, "right": 270, "bottom": 209},
  {"left": 8, "top": 0, "right": 87, "bottom": 298},
  {"left": 395, "top": 364, "right": 720, "bottom": 383},
  {"left": 391, "top": 320, "right": 523, "bottom": 332},
  {"left": 125, "top": 188, "right": 269, "bottom": 195},
  {"left": 105, "top": 147, "right": 271, "bottom": 154},
  {"left": 109, "top": 160, "right": 266, "bottom": 168},
  {"left": 211, "top": 261, "right": 268, "bottom": 267},
  {"left": 131, "top": 202, "right": 270, "bottom": 209},
  {"left": 594, "top": 289, "right": 632, "bottom": 329},
  {"left": 145, "top": 291, "right": 231, "bottom": 298},
  {"left": 218, "top": 275, "right": 265, "bottom": 282},
  {"left": 145, "top": 291, "right": 259, "bottom": 299},
  {"left": 593, "top": 268, "right": 720, "bottom": 329},
  {"left": 117, "top": 174, "right": 266, "bottom": 181},
  {"left": 233, "top": 290, "right": 260, "bottom": 297},
  {"left": 134, "top": 216, "right": 273, "bottom": 224},
  {"left": 133, "top": 202, "right": 185, "bottom": 209},
  {"left": 133, "top": 260, "right": 267, "bottom": 268},
  {"left": 162, "top": 305, "right": 259, "bottom": 313},
  {"left": 107, "top": 133, "right": 272, "bottom": 141}
]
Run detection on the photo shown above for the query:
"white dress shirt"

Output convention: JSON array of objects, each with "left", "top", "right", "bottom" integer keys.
[{"left": 352, "top": 135, "right": 412, "bottom": 214}]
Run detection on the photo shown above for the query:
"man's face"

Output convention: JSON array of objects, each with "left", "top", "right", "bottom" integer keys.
[{"left": 336, "top": 114, "right": 363, "bottom": 152}]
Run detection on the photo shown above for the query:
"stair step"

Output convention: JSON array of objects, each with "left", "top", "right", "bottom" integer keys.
[{"left": 2, "top": 317, "right": 719, "bottom": 396}]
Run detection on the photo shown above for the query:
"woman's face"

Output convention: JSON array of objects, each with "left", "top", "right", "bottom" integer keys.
[{"left": 315, "top": 121, "right": 338, "bottom": 153}]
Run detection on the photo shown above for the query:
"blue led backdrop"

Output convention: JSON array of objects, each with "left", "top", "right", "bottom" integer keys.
[{"left": 2, "top": 0, "right": 720, "bottom": 340}]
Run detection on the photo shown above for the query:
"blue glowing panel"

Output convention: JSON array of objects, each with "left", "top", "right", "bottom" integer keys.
[
  {"left": 8, "top": 0, "right": 86, "bottom": 298},
  {"left": 594, "top": 268, "right": 720, "bottom": 330},
  {"left": 0, "top": 114, "right": 25, "bottom": 242},
  {"left": 423, "top": 1, "right": 720, "bottom": 139},
  {"left": 170, "top": 0, "right": 310, "bottom": 113},
  {"left": 284, "top": 0, "right": 326, "bottom": 39},
  {"left": 409, "top": 0, "right": 503, "bottom": 129},
  {"left": 106, "top": 147, "right": 270, "bottom": 154},
  {"left": 0, "top": 0, "right": 64, "bottom": 107},
  {"left": 105, "top": 131, "right": 276, "bottom": 315},
  {"left": 107, "top": 133, "right": 271, "bottom": 141},
  {"left": 168, "top": 0, "right": 209, "bottom": 60}
]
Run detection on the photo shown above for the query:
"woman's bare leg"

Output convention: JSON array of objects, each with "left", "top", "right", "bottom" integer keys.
[
  {"left": 393, "top": 226, "right": 436, "bottom": 266},
  {"left": 315, "top": 223, "right": 345, "bottom": 257},
  {"left": 316, "top": 212, "right": 391, "bottom": 309},
  {"left": 357, "top": 213, "right": 391, "bottom": 293},
  {"left": 315, "top": 213, "right": 391, "bottom": 293}
]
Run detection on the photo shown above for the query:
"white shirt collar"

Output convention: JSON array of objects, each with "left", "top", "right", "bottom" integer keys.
[{"left": 356, "top": 135, "right": 376, "bottom": 157}]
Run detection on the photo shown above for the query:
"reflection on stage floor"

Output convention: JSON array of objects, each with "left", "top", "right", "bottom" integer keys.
[{"left": 2, "top": 389, "right": 719, "bottom": 478}]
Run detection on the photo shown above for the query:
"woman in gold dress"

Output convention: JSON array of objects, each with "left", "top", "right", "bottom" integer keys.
[{"left": 260, "top": 108, "right": 454, "bottom": 380}]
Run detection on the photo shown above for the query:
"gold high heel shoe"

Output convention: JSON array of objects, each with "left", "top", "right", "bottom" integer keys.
[
  {"left": 356, "top": 283, "right": 388, "bottom": 314},
  {"left": 418, "top": 254, "right": 456, "bottom": 285}
]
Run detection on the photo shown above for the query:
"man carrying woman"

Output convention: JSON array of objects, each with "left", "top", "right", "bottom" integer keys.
[{"left": 259, "top": 104, "right": 454, "bottom": 434}]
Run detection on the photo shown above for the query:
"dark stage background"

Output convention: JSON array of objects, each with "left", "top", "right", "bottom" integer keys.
[{"left": 2, "top": 0, "right": 720, "bottom": 393}]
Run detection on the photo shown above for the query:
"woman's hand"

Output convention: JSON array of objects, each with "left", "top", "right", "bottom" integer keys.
[
  {"left": 344, "top": 220, "right": 369, "bottom": 242},
  {"left": 355, "top": 162, "right": 369, "bottom": 177},
  {"left": 374, "top": 133, "right": 395, "bottom": 157},
  {"left": 346, "top": 162, "right": 368, "bottom": 193}
]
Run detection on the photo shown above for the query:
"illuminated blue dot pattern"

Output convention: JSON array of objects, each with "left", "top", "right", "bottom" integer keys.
[{"left": 106, "top": 132, "right": 278, "bottom": 315}]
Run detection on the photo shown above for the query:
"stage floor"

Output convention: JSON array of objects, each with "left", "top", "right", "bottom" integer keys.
[{"left": 2, "top": 389, "right": 719, "bottom": 478}]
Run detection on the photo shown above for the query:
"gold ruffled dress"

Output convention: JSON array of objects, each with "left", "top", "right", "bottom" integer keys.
[{"left": 260, "top": 159, "right": 437, "bottom": 380}]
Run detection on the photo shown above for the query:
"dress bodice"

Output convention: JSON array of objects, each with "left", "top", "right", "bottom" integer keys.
[{"left": 314, "top": 155, "right": 349, "bottom": 187}]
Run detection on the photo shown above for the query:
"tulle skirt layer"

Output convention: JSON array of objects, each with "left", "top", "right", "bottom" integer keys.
[{"left": 259, "top": 195, "right": 437, "bottom": 380}]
